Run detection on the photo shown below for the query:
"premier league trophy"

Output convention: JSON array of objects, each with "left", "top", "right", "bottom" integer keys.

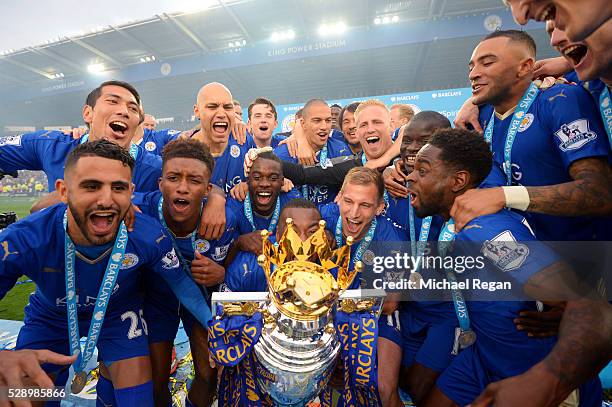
[{"left": 209, "top": 218, "right": 386, "bottom": 406}]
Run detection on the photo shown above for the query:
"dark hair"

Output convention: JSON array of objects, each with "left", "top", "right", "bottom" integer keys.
[
  {"left": 281, "top": 198, "right": 318, "bottom": 214},
  {"left": 401, "top": 110, "right": 451, "bottom": 151},
  {"left": 85, "top": 80, "right": 142, "bottom": 109},
  {"left": 248, "top": 97, "right": 278, "bottom": 120},
  {"left": 162, "top": 139, "right": 215, "bottom": 174},
  {"left": 65, "top": 139, "right": 135, "bottom": 174},
  {"left": 331, "top": 104, "right": 342, "bottom": 109},
  {"left": 428, "top": 128, "right": 493, "bottom": 187},
  {"left": 295, "top": 108, "right": 303, "bottom": 119},
  {"left": 302, "top": 99, "right": 328, "bottom": 118},
  {"left": 338, "top": 102, "right": 360, "bottom": 127},
  {"left": 482, "top": 29, "right": 536, "bottom": 57},
  {"left": 252, "top": 151, "right": 283, "bottom": 175}
]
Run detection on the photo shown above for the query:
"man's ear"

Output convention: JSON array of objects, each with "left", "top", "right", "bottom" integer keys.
[
  {"left": 56, "top": 179, "right": 68, "bottom": 204},
  {"left": 451, "top": 170, "right": 471, "bottom": 193},
  {"left": 82, "top": 104, "right": 93, "bottom": 125},
  {"left": 375, "top": 197, "right": 386, "bottom": 216},
  {"left": 193, "top": 104, "right": 200, "bottom": 120},
  {"left": 518, "top": 57, "right": 535, "bottom": 80}
]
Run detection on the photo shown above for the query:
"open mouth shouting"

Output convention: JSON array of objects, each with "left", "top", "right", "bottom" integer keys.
[
  {"left": 108, "top": 120, "right": 129, "bottom": 140},
  {"left": 561, "top": 43, "right": 588, "bottom": 67},
  {"left": 534, "top": 3, "right": 556, "bottom": 22},
  {"left": 343, "top": 216, "right": 364, "bottom": 237},
  {"left": 171, "top": 197, "right": 192, "bottom": 216},
  {"left": 212, "top": 121, "right": 229, "bottom": 136},
  {"left": 88, "top": 210, "right": 119, "bottom": 236},
  {"left": 255, "top": 190, "right": 274, "bottom": 207},
  {"left": 405, "top": 154, "right": 417, "bottom": 172}
]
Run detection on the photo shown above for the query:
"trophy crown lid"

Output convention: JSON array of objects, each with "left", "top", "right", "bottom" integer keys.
[{"left": 259, "top": 217, "right": 359, "bottom": 320}]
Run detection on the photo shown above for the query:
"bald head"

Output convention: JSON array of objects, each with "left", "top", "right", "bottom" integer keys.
[
  {"left": 196, "top": 82, "right": 233, "bottom": 105},
  {"left": 302, "top": 99, "right": 329, "bottom": 119},
  {"left": 194, "top": 82, "right": 235, "bottom": 144}
]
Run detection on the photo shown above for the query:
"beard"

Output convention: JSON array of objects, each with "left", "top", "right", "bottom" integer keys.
[{"left": 67, "top": 201, "right": 123, "bottom": 246}]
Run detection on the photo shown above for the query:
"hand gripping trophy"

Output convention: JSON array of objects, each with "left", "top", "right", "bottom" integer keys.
[{"left": 208, "top": 218, "right": 386, "bottom": 406}]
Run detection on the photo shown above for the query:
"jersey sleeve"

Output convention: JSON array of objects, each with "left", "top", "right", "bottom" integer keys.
[
  {"left": 149, "top": 228, "right": 212, "bottom": 327},
  {"left": 273, "top": 145, "right": 296, "bottom": 163},
  {"left": 0, "top": 132, "right": 51, "bottom": 173},
  {"left": 284, "top": 157, "right": 360, "bottom": 187},
  {"left": 542, "top": 85, "right": 609, "bottom": 170},
  {"left": 465, "top": 214, "right": 559, "bottom": 288},
  {"left": 0, "top": 227, "right": 33, "bottom": 299}
]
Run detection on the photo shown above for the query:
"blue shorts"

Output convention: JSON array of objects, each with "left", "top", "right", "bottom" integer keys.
[
  {"left": 15, "top": 302, "right": 149, "bottom": 381},
  {"left": 143, "top": 277, "right": 199, "bottom": 344},
  {"left": 399, "top": 302, "right": 457, "bottom": 371},
  {"left": 437, "top": 345, "right": 603, "bottom": 407},
  {"left": 378, "top": 311, "right": 402, "bottom": 347},
  {"left": 436, "top": 345, "right": 492, "bottom": 406}
]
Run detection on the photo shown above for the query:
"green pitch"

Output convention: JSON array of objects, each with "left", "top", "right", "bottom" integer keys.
[
  {"left": 0, "top": 196, "right": 37, "bottom": 320},
  {"left": 0, "top": 195, "right": 37, "bottom": 220}
]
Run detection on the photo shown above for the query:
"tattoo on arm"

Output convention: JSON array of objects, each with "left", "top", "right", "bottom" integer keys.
[
  {"left": 541, "top": 299, "right": 612, "bottom": 393},
  {"left": 525, "top": 263, "right": 612, "bottom": 399},
  {"left": 526, "top": 157, "right": 612, "bottom": 216}
]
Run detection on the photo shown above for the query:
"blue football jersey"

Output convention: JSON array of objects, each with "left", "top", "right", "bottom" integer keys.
[
  {"left": 226, "top": 189, "right": 302, "bottom": 235},
  {"left": 274, "top": 137, "right": 351, "bottom": 204},
  {"left": 478, "top": 84, "right": 609, "bottom": 241},
  {"left": 455, "top": 210, "right": 559, "bottom": 377},
  {"left": 200, "top": 133, "right": 256, "bottom": 193},
  {"left": 0, "top": 204, "right": 212, "bottom": 327},
  {"left": 0, "top": 131, "right": 162, "bottom": 193},
  {"left": 270, "top": 134, "right": 287, "bottom": 149},
  {"left": 132, "top": 190, "right": 237, "bottom": 265},
  {"left": 221, "top": 250, "right": 268, "bottom": 293},
  {"left": 319, "top": 203, "right": 407, "bottom": 289},
  {"left": 139, "top": 128, "right": 182, "bottom": 156}
]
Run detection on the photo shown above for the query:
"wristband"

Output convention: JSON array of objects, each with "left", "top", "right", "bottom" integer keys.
[{"left": 502, "top": 186, "right": 530, "bottom": 211}]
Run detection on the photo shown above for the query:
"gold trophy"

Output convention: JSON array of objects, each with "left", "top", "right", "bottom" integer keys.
[{"left": 211, "top": 219, "right": 386, "bottom": 406}]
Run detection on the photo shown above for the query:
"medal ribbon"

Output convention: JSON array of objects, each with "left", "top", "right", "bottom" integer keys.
[
  {"left": 63, "top": 209, "right": 128, "bottom": 375},
  {"left": 599, "top": 87, "right": 612, "bottom": 149},
  {"left": 244, "top": 192, "right": 281, "bottom": 233},
  {"left": 483, "top": 82, "right": 539, "bottom": 185},
  {"left": 438, "top": 220, "right": 473, "bottom": 344}
]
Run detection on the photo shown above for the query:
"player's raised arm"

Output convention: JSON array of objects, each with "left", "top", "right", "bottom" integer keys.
[{"left": 150, "top": 230, "right": 212, "bottom": 327}]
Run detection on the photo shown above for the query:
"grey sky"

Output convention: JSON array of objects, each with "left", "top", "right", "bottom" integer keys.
[{"left": 0, "top": 0, "right": 215, "bottom": 51}]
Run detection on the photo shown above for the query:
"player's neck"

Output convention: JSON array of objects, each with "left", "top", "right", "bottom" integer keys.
[
  {"left": 493, "top": 80, "right": 531, "bottom": 116},
  {"left": 254, "top": 136, "right": 272, "bottom": 148},
  {"left": 132, "top": 127, "right": 144, "bottom": 144},
  {"left": 199, "top": 131, "right": 228, "bottom": 156},
  {"left": 349, "top": 143, "right": 362, "bottom": 155},
  {"left": 162, "top": 203, "right": 198, "bottom": 237},
  {"left": 307, "top": 137, "right": 324, "bottom": 152},
  {"left": 601, "top": 76, "right": 612, "bottom": 88}
]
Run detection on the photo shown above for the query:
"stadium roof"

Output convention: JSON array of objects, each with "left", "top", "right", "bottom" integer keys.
[{"left": 0, "top": 0, "right": 557, "bottom": 129}]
